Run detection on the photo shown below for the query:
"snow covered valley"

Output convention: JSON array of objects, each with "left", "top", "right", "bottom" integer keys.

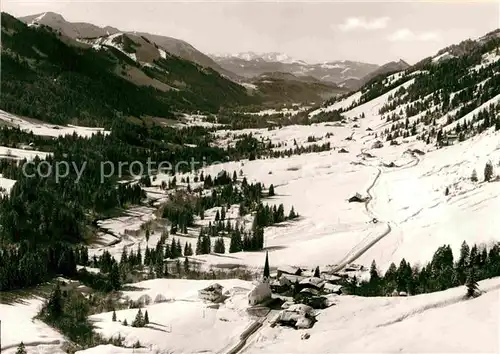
[
  {"left": 3, "top": 31, "right": 500, "bottom": 354},
  {"left": 4, "top": 94, "right": 500, "bottom": 353}
]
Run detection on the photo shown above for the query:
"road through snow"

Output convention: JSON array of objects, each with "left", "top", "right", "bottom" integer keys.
[{"left": 331, "top": 151, "right": 420, "bottom": 272}]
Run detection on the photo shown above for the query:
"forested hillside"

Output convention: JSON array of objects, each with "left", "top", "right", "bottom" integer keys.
[
  {"left": 0, "top": 13, "right": 254, "bottom": 127},
  {"left": 317, "top": 32, "right": 500, "bottom": 147}
]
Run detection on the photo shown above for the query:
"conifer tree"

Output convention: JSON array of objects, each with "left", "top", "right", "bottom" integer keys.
[
  {"left": 123, "top": 318, "right": 128, "bottom": 326},
  {"left": 268, "top": 184, "right": 275, "bottom": 197},
  {"left": 112, "top": 310, "right": 117, "bottom": 322},
  {"left": 195, "top": 233, "right": 203, "bottom": 255},
  {"left": 471, "top": 169, "right": 478, "bottom": 182},
  {"left": 214, "top": 238, "right": 225, "bottom": 254},
  {"left": 47, "top": 282, "right": 63, "bottom": 320},
  {"left": 137, "top": 245, "right": 142, "bottom": 265},
  {"left": 183, "top": 257, "right": 190, "bottom": 274},
  {"left": 484, "top": 161, "right": 494, "bottom": 182},
  {"left": 229, "top": 230, "right": 242, "bottom": 253},
  {"left": 466, "top": 268, "right": 480, "bottom": 298},
  {"left": 16, "top": 342, "right": 27, "bottom": 354},
  {"left": 144, "top": 310, "right": 149, "bottom": 325},
  {"left": 110, "top": 263, "right": 122, "bottom": 291},
  {"left": 132, "top": 309, "right": 144, "bottom": 327},
  {"left": 457, "top": 241, "right": 470, "bottom": 283}
]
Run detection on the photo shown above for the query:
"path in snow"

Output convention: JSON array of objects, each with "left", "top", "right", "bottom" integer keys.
[
  {"left": 331, "top": 151, "right": 421, "bottom": 272},
  {"left": 223, "top": 318, "right": 264, "bottom": 354}
]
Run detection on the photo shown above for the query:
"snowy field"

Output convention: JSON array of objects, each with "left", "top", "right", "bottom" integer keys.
[
  {"left": 4, "top": 42, "right": 500, "bottom": 354},
  {"left": 0, "top": 174, "right": 17, "bottom": 195},
  {"left": 87, "top": 279, "right": 255, "bottom": 354},
  {"left": 244, "top": 277, "right": 500, "bottom": 354},
  {"left": 0, "top": 145, "right": 50, "bottom": 161},
  {"left": 89, "top": 76, "right": 500, "bottom": 274},
  {"left": 0, "top": 299, "right": 65, "bottom": 354}
]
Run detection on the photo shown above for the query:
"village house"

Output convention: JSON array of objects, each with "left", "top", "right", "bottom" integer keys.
[
  {"left": 348, "top": 193, "right": 367, "bottom": 203},
  {"left": 344, "top": 264, "right": 365, "bottom": 272},
  {"left": 248, "top": 282, "right": 272, "bottom": 306},
  {"left": 272, "top": 304, "right": 316, "bottom": 329},
  {"left": 298, "top": 277, "right": 325, "bottom": 291},
  {"left": 277, "top": 265, "right": 303, "bottom": 278},
  {"left": 443, "top": 134, "right": 458, "bottom": 146},
  {"left": 198, "top": 283, "right": 224, "bottom": 302},
  {"left": 323, "top": 283, "right": 343, "bottom": 295},
  {"left": 270, "top": 276, "right": 292, "bottom": 293},
  {"left": 295, "top": 288, "right": 328, "bottom": 309},
  {"left": 321, "top": 274, "right": 342, "bottom": 284}
]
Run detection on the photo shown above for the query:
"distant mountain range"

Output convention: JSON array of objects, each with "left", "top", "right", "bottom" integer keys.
[
  {"left": 213, "top": 51, "right": 308, "bottom": 64},
  {"left": 5, "top": 10, "right": 417, "bottom": 120},
  {"left": 210, "top": 52, "right": 387, "bottom": 89},
  {"left": 18, "top": 12, "right": 412, "bottom": 92}
]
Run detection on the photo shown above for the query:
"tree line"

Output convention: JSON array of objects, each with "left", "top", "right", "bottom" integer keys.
[{"left": 346, "top": 241, "right": 500, "bottom": 296}]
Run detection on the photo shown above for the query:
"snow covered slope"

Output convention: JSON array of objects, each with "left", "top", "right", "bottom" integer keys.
[
  {"left": 0, "top": 299, "right": 65, "bottom": 354},
  {"left": 0, "top": 110, "right": 110, "bottom": 138},
  {"left": 244, "top": 277, "right": 500, "bottom": 354}
]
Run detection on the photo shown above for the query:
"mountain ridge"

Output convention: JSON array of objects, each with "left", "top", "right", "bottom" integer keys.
[
  {"left": 18, "top": 11, "right": 239, "bottom": 80},
  {"left": 1, "top": 12, "right": 254, "bottom": 126}
]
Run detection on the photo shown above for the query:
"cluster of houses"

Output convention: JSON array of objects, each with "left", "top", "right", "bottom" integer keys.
[
  {"left": 196, "top": 254, "right": 370, "bottom": 330},
  {"left": 269, "top": 265, "right": 343, "bottom": 309},
  {"left": 197, "top": 254, "right": 364, "bottom": 308}
]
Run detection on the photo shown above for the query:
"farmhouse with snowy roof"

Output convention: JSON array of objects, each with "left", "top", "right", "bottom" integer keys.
[{"left": 198, "top": 283, "right": 224, "bottom": 302}]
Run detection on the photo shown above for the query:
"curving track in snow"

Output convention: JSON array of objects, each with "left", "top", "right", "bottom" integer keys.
[{"left": 331, "top": 151, "right": 420, "bottom": 272}]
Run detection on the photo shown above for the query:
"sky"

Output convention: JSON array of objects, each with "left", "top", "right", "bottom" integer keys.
[{"left": 3, "top": 0, "right": 500, "bottom": 65}]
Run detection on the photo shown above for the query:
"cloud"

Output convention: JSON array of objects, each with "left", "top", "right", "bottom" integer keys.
[
  {"left": 337, "top": 17, "right": 390, "bottom": 32},
  {"left": 388, "top": 29, "right": 441, "bottom": 42}
]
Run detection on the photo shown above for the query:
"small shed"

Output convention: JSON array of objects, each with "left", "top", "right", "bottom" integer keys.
[
  {"left": 338, "top": 148, "right": 349, "bottom": 153},
  {"left": 348, "top": 193, "right": 367, "bottom": 203}
]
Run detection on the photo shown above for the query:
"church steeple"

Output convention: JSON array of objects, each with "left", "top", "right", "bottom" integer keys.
[{"left": 263, "top": 251, "right": 270, "bottom": 281}]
